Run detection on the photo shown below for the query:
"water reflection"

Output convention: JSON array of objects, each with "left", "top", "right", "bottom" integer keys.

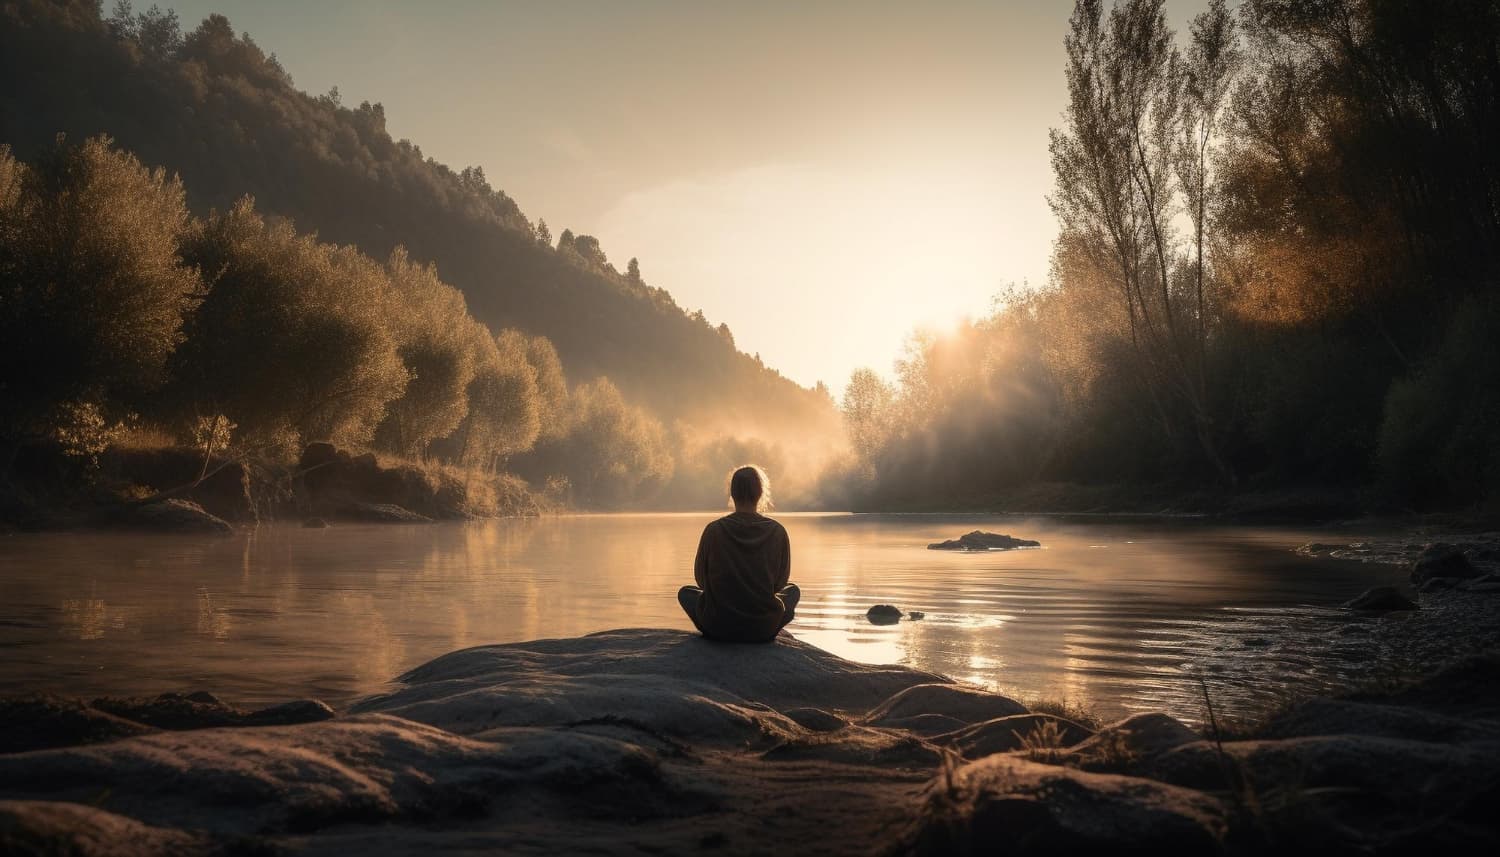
[
  {"left": 60, "top": 595, "right": 108, "bottom": 640},
  {"left": 195, "top": 589, "right": 231, "bottom": 639},
  {"left": 0, "top": 514, "right": 1405, "bottom": 722}
]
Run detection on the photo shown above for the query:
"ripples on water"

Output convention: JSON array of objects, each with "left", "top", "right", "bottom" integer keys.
[{"left": 0, "top": 514, "right": 1407, "bottom": 723}]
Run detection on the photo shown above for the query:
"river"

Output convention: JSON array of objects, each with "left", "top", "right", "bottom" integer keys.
[{"left": 0, "top": 513, "right": 1409, "bottom": 723}]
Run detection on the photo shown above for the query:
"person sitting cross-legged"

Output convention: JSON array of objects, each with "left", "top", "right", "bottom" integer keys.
[{"left": 678, "top": 465, "right": 799, "bottom": 643}]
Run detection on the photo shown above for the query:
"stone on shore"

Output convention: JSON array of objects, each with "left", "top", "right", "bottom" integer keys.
[
  {"left": 0, "top": 715, "right": 705, "bottom": 838},
  {"left": 298, "top": 442, "right": 539, "bottom": 520},
  {"left": 0, "top": 696, "right": 154, "bottom": 755},
  {"left": 933, "top": 713, "right": 1095, "bottom": 759},
  {"left": 928, "top": 530, "right": 1041, "bottom": 551},
  {"left": 0, "top": 692, "right": 336, "bottom": 755},
  {"left": 345, "top": 501, "right": 432, "bottom": 523},
  {"left": 124, "top": 500, "right": 232, "bottom": 534},
  {"left": 903, "top": 755, "right": 1227, "bottom": 855},
  {"left": 101, "top": 446, "right": 256, "bottom": 523},
  {"left": 863, "top": 683, "right": 1027, "bottom": 729},
  {"left": 1411, "top": 543, "right": 1480, "bottom": 583},
  {"left": 0, "top": 800, "right": 213, "bottom": 857},
  {"left": 1061, "top": 712, "right": 1199, "bottom": 771}
]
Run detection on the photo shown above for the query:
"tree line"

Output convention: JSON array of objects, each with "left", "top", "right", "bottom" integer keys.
[
  {"left": 0, "top": 135, "right": 686, "bottom": 508},
  {"left": 834, "top": 0, "right": 1500, "bottom": 514},
  {"left": 0, "top": 0, "right": 835, "bottom": 443}
]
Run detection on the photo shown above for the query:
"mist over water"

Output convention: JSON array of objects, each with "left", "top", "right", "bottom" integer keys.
[{"left": 0, "top": 515, "right": 1405, "bottom": 722}]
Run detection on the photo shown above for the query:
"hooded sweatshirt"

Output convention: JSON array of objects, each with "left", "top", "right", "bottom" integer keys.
[{"left": 692, "top": 512, "right": 792, "bottom": 643}]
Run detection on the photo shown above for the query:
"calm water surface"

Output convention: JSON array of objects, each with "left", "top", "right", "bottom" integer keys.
[{"left": 0, "top": 514, "right": 1406, "bottom": 722}]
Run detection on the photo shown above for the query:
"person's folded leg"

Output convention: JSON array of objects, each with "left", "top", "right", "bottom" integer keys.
[
  {"left": 678, "top": 585, "right": 707, "bottom": 633},
  {"left": 777, "top": 583, "right": 801, "bottom": 627}
]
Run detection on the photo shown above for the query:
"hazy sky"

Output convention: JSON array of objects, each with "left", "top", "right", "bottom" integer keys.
[{"left": 163, "top": 0, "right": 1211, "bottom": 391}]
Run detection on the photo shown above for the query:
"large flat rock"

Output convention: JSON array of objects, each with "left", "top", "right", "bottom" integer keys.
[{"left": 353, "top": 628, "right": 953, "bottom": 742}]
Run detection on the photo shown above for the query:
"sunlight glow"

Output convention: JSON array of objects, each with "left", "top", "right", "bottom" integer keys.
[{"left": 596, "top": 161, "right": 1047, "bottom": 389}]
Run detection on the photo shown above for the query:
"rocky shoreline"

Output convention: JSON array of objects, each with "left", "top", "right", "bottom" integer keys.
[
  {"left": 2, "top": 620, "right": 1498, "bottom": 856},
  {"left": 1, "top": 441, "right": 547, "bottom": 533}
]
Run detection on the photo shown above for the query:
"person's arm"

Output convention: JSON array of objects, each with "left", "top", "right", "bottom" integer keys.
[
  {"left": 694, "top": 523, "right": 712, "bottom": 589},
  {"left": 774, "top": 525, "right": 791, "bottom": 590}
]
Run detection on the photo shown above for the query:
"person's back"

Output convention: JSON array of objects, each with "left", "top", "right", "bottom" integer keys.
[{"left": 678, "top": 465, "right": 799, "bottom": 643}]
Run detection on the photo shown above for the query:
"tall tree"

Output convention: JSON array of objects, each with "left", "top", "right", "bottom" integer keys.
[
  {"left": 373, "top": 247, "right": 477, "bottom": 458},
  {"left": 1050, "top": 0, "right": 1239, "bottom": 482},
  {"left": 174, "top": 198, "right": 408, "bottom": 453},
  {"left": 0, "top": 137, "right": 199, "bottom": 461},
  {"left": 841, "top": 369, "right": 894, "bottom": 465},
  {"left": 1175, "top": 0, "right": 1240, "bottom": 371}
]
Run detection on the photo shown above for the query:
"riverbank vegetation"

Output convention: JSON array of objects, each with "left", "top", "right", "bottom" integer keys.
[
  {"left": 0, "top": 0, "right": 838, "bottom": 522},
  {"left": 831, "top": 0, "right": 1500, "bottom": 518},
  {"left": 0, "top": 135, "right": 793, "bottom": 522}
]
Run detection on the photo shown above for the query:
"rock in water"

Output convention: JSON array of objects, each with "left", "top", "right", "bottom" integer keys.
[
  {"left": 928, "top": 531, "right": 1040, "bottom": 551},
  {"left": 127, "top": 499, "right": 233, "bottom": 534},
  {"left": 1342, "top": 586, "right": 1418, "bottom": 611},
  {"left": 908, "top": 611, "right": 925, "bottom": 620},
  {"left": 346, "top": 502, "right": 432, "bottom": 523},
  {"left": 867, "top": 604, "right": 903, "bottom": 624},
  {"left": 302, "top": 516, "right": 330, "bottom": 528},
  {"left": 1410, "top": 543, "right": 1479, "bottom": 583}
]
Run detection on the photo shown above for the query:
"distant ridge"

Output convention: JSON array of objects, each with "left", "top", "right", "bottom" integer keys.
[{"left": 0, "top": 0, "right": 834, "bottom": 437}]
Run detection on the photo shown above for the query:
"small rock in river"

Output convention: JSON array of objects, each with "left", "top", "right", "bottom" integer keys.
[
  {"left": 908, "top": 611, "right": 925, "bottom": 621},
  {"left": 1342, "top": 586, "right": 1418, "bottom": 612},
  {"left": 867, "top": 605, "right": 903, "bottom": 625},
  {"left": 928, "top": 531, "right": 1040, "bottom": 551}
]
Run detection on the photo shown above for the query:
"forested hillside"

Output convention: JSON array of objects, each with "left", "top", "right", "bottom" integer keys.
[{"left": 0, "top": 0, "right": 833, "bottom": 439}]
